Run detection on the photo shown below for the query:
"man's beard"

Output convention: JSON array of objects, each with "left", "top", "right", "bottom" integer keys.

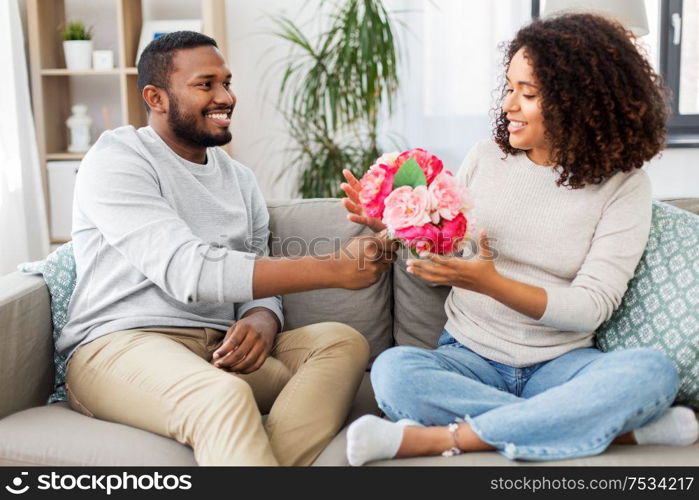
[{"left": 167, "top": 92, "right": 232, "bottom": 148}]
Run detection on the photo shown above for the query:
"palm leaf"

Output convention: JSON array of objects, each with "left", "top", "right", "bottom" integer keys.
[{"left": 270, "top": 0, "right": 403, "bottom": 198}]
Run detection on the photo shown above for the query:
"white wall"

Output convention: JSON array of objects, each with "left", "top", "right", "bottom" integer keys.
[
  {"left": 645, "top": 148, "right": 699, "bottom": 199},
  {"left": 225, "top": 0, "right": 318, "bottom": 199}
]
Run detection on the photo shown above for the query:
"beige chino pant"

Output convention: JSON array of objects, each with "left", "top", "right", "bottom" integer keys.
[{"left": 65, "top": 322, "right": 369, "bottom": 466}]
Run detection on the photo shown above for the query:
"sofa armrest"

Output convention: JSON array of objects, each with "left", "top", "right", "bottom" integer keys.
[{"left": 0, "top": 272, "right": 53, "bottom": 418}]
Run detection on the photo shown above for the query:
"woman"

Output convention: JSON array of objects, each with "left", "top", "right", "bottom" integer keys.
[{"left": 340, "top": 13, "right": 698, "bottom": 465}]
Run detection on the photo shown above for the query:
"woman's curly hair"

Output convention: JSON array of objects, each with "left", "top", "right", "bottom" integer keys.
[{"left": 493, "top": 13, "right": 669, "bottom": 189}]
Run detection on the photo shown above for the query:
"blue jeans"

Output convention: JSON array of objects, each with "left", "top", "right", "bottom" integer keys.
[{"left": 371, "top": 330, "right": 680, "bottom": 461}]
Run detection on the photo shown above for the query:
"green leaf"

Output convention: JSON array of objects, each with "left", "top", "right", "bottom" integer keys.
[
  {"left": 392, "top": 158, "right": 426, "bottom": 188},
  {"left": 62, "top": 20, "right": 93, "bottom": 41},
  {"left": 269, "top": 0, "right": 403, "bottom": 198}
]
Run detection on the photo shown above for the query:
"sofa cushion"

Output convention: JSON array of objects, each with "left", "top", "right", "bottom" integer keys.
[
  {"left": 0, "top": 402, "right": 197, "bottom": 466},
  {"left": 314, "top": 426, "right": 699, "bottom": 465},
  {"left": 2, "top": 376, "right": 696, "bottom": 466},
  {"left": 267, "top": 199, "right": 393, "bottom": 361},
  {"left": 392, "top": 252, "right": 451, "bottom": 348},
  {"left": 16, "top": 242, "right": 76, "bottom": 404},
  {"left": 596, "top": 201, "right": 699, "bottom": 409},
  {"left": 0, "top": 372, "right": 379, "bottom": 466}
]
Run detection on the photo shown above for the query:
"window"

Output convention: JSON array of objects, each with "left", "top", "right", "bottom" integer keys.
[
  {"left": 532, "top": 0, "right": 699, "bottom": 146},
  {"left": 661, "top": 0, "right": 699, "bottom": 144},
  {"left": 384, "top": 0, "right": 533, "bottom": 170},
  {"left": 422, "top": 0, "right": 531, "bottom": 117}
]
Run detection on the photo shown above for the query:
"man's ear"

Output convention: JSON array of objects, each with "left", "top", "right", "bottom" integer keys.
[{"left": 142, "top": 85, "right": 168, "bottom": 114}]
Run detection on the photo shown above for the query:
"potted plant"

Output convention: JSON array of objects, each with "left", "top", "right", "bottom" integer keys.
[
  {"left": 62, "top": 20, "right": 93, "bottom": 70},
  {"left": 272, "top": 0, "right": 401, "bottom": 198}
]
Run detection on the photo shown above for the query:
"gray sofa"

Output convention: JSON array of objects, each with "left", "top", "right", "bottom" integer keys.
[{"left": 1, "top": 198, "right": 697, "bottom": 466}]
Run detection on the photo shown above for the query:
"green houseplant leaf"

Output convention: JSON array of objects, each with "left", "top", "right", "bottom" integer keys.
[
  {"left": 62, "top": 20, "right": 93, "bottom": 41},
  {"left": 270, "top": 0, "right": 402, "bottom": 198},
  {"left": 392, "top": 158, "right": 426, "bottom": 188}
]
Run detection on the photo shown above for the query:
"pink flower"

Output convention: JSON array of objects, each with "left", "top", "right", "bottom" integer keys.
[
  {"left": 359, "top": 163, "right": 395, "bottom": 218},
  {"left": 395, "top": 148, "right": 444, "bottom": 184},
  {"left": 382, "top": 185, "right": 432, "bottom": 231},
  {"left": 394, "top": 223, "right": 439, "bottom": 256},
  {"left": 428, "top": 171, "right": 473, "bottom": 222},
  {"left": 376, "top": 151, "right": 400, "bottom": 171},
  {"left": 435, "top": 213, "right": 468, "bottom": 254},
  {"left": 394, "top": 213, "right": 467, "bottom": 256}
]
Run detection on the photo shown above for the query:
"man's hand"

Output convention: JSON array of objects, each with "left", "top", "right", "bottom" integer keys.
[
  {"left": 212, "top": 308, "right": 279, "bottom": 374},
  {"left": 335, "top": 232, "right": 398, "bottom": 290},
  {"left": 340, "top": 169, "right": 388, "bottom": 233}
]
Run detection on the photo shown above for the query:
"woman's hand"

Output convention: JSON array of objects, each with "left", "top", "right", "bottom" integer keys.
[
  {"left": 340, "top": 169, "right": 387, "bottom": 233},
  {"left": 407, "top": 229, "right": 548, "bottom": 320},
  {"left": 406, "top": 230, "right": 500, "bottom": 294}
]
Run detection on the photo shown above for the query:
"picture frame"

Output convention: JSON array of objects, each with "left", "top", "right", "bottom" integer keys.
[{"left": 135, "top": 19, "right": 202, "bottom": 65}]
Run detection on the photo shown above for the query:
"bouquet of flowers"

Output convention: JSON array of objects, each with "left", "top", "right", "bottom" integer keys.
[{"left": 357, "top": 148, "right": 473, "bottom": 256}]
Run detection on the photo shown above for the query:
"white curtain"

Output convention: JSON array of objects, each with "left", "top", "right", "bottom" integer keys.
[
  {"left": 383, "top": 0, "right": 532, "bottom": 172},
  {"left": 0, "top": 0, "right": 49, "bottom": 275}
]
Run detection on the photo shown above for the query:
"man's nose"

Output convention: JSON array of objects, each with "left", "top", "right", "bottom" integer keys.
[{"left": 214, "top": 85, "right": 236, "bottom": 107}]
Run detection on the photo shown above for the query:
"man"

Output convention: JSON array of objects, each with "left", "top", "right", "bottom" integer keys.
[{"left": 60, "top": 31, "right": 394, "bottom": 466}]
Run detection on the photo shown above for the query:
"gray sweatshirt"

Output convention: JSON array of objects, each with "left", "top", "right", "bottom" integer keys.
[
  {"left": 59, "top": 126, "right": 283, "bottom": 361},
  {"left": 445, "top": 140, "right": 652, "bottom": 366}
]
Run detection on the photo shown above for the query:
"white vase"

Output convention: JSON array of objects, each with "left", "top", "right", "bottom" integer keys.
[
  {"left": 63, "top": 40, "right": 93, "bottom": 70},
  {"left": 66, "top": 104, "right": 93, "bottom": 153}
]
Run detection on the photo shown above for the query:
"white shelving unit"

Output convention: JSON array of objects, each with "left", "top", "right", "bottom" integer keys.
[{"left": 27, "top": 0, "right": 228, "bottom": 244}]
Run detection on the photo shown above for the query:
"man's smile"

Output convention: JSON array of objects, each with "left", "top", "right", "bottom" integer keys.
[{"left": 205, "top": 109, "right": 232, "bottom": 127}]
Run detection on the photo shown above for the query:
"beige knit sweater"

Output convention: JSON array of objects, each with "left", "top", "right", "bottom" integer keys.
[{"left": 444, "top": 140, "right": 652, "bottom": 366}]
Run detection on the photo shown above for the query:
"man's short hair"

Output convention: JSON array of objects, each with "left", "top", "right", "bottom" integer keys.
[{"left": 137, "top": 31, "right": 218, "bottom": 96}]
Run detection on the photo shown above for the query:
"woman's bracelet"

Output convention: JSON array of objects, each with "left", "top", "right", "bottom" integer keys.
[{"left": 442, "top": 422, "right": 463, "bottom": 457}]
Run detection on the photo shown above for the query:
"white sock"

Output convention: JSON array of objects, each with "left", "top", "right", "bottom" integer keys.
[
  {"left": 634, "top": 406, "right": 699, "bottom": 446},
  {"left": 346, "top": 415, "right": 423, "bottom": 466}
]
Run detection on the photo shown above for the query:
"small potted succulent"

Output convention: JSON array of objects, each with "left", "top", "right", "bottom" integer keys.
[{"left": 62, "top": 20, "right": 93, "bottom": 70}]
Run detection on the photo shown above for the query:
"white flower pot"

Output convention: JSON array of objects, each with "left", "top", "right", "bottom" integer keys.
[{"left": 63, "top": 40, "right": 93, "bottom": 70}]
